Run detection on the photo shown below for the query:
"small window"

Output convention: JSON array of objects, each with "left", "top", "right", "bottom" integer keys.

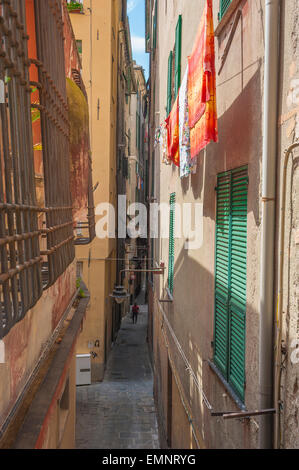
[
  {"left": 67, "top": 0, "right": 83, "bottom": 13},
  {"left": 174, "top": 15, "right": 182, "bottom": 97},
  {"left": 166, "top": 15, "right": 182, "bottom": 114},
  {"left": 168, "top": 193, "right": 176, "bottom": 295},
  {"left": 76, "top": 261, "right": 83, "bottom": 278},
  {"left": 218, "top": 0, "right": 233, "bottom": 21},
  {"left": 76, "top": 40, "right": 82, "bottom": 58},
  {"left": 166, "top": 51, "right": 173, "bottom": 115}
]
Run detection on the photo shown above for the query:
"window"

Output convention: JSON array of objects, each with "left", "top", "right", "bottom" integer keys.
[
  {"left": 213, "top": 166, "right": 248, "bottom": 401},
  {"left": 67, "top": 0, "right": 83, "bottom": 13},
  {"left": 153, "top": 0, "right": 158, "bottom": 51},
  {"left": 136, "top": 111, "right": 140, "bottom": 150},
  {"left": 166, "top": 15, "right": 182, "bottom": 114},
  {"left": 218, "top": 0, "right": 233, "bottom": 21},
  {"left": 76, "top": 40, "right": 82, "bottom": 59},
  {"left": 174, "top": 15, "right": 182, "bottom": 97},
  {"left": 168, "top": 193, "right": 176, "bottom": 295},
  {"left": 166, "top": 51, "right": 173, "bottom": 115}
]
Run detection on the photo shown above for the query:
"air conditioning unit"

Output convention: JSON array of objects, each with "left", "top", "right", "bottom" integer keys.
[{"left": 76, "top": 354, "right": 91, "bottom": 386}]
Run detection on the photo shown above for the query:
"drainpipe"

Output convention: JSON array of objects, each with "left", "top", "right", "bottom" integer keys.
[{"left": 259, "top": 0, "right": 280, "bottom": 449}]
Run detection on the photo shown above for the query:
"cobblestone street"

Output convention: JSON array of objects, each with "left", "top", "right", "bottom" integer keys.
[{"left": 76, "top": 299, "right": 160, "bottom": 449}]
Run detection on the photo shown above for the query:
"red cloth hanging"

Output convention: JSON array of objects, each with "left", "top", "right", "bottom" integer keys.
[
  {"left": 188, "top": 0, "right": 218, "bottom": 159},
  {"left": 165, "top": 95, "right": 180, "bottom": 167}
]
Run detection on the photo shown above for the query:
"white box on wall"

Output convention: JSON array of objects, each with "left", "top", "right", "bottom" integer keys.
[{"left": 76, "top": 354, "right": 91, "bottom": 386}]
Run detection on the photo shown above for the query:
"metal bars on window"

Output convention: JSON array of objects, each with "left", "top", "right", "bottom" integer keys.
[
  {"left": 33, "top": 0, "right": 75, "bottom": 287},
  {"left": 0, "top": 0, "right": 43, "bottom": 339}
]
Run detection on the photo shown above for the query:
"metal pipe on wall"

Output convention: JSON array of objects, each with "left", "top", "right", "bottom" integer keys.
[{"left": 259, "top": 0, "right": 281, "bottom": 449}]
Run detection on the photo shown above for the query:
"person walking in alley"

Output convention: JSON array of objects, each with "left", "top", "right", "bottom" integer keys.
[{"left": 132, "top": 302, "right": 140, "bottom": 324}]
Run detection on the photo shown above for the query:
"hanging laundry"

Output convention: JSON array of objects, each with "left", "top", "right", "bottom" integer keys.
[
  {"left": 179, "top": 65, "right": 197, "bottom": 178},
  {"left": 154, "top": 127, "right": 161, "bottom": 148},
  {"left": 166, "top": 94, "right": 180, "bottom": 167},
  {"left": 188, "top": 0, "right": 218, "bottom": 159},
  {"left": 160, "top": 121, "right": 171, "bottom": 165}
]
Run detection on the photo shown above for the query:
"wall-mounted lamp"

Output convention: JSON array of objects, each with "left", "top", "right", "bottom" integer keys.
[{"left": 109, "top": 285, "right": 130, "bottom": 304}]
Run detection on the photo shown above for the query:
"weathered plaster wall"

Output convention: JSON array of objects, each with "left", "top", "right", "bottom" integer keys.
[
  {"left": 0, "top": 261, "right": 76, "bottom": 433},
  {"left": 37, "top": 354, "right": 76, "bottom": 449},
  {"left": 277, "top": 0, "right": 299, "bottom": 449},
  {"left": 150, "top": 0, "right": 264, "bottom": 449}
]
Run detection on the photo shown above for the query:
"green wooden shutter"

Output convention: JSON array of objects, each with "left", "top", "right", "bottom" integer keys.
[
  {"left": 218, "top": 0, "right": 232, "bottom": 21},
  {"left": 168, "top": 193, "right": 176, "bottom": 294},
  {"left": 228, "top": 167, "right": 248, "bottom": 401},
  {"left": 167, "top": 51, "right": 173, "bottom": 115},
  {"left": 214, "top": 166, "right": 248, "bottom": 401},
  {"left": 153, "top": 0, "right": 157, "bottom": 50},
  {"left": 214, "top": 172, "right": 231, "bottom": 377},
  {"left": 174, "top": 15, "right": 182, "bottom": 97}
]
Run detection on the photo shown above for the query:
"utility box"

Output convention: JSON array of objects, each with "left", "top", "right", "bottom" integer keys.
[{"left": 76, "top": 354, "right": 91, "bottom": 386}]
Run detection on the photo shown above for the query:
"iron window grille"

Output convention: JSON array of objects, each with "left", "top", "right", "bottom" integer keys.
[
  {"left": 0, "top": 0, "right": 94, "bottom": 339},
  {"left": 0, "top": 0, "right": 43, "bottom": 339},
  {"left": 33, "top": 0, "right": 75, "bottom": 288}
]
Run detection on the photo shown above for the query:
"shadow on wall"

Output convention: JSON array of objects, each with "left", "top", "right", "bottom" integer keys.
[
  {"left": 155, "top": 68, "right": 263, "bottom": 448},
  {"left": 189, "top": 66, "right": 262, "bottom": 221},
  {"left": 156, "top": 238, "right": 260, "bottom": 448}
]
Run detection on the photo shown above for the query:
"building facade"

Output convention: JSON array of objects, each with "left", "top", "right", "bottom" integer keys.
[
  {"left": 68, "top": 0, "right": 121, "bottom": 381},
  {"left": 146, "top": 0, "right": 299, "bottom": 449},
  {"left": 0, "top": 0, "right": 93, "bottom": 448},
  {"left": 125, "top": 63, "right": 149, "bottom": 300}
]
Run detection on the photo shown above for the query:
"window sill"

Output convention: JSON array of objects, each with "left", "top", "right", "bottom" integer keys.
[
  {"left": 208, "top": 360, "right": 246, "bottom": 411},
  {"left": 68, "top": 9, "right": 84, "bottom": 14},
  {"left": 214, "top": 0, "right": 243, "bottom": 37}
]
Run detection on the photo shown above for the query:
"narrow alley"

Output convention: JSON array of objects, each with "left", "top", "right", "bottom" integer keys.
[
  {"left": 76, "top": 295, "right": 160, "bottom": 450},
  {"left": 0, "top": 0, "right": 298, "bottom": 455}
]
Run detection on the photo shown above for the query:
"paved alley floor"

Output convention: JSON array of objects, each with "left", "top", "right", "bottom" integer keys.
[{"left": 76, "top": 301, "right": 160, "bottom": 449}]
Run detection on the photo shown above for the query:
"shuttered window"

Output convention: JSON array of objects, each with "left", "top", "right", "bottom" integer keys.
[
  {"left": 214, "top": 166, "right": 248, "bottom": 401},
  {"left": 218, "top": 0, "right": 232, "bottom": 21},
  {"left": 174, "top": 15, "right": 182, "bottom": 97},
  {"left": 168, "top": 193, "right": 176, "bottom": 295},
  {"left": 166, "top": 51, "right": 173, "bottom": 115}
]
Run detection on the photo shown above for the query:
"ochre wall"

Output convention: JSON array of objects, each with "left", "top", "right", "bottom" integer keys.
[{"left": 69, "top": 0, "right": 119, "bottom": 380}]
